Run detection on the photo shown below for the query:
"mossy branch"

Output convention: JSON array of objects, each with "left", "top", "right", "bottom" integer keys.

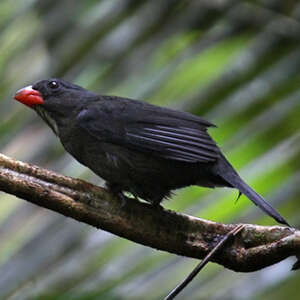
[{"left": 0, "top": 153, "right": 298, "bottom": 272}]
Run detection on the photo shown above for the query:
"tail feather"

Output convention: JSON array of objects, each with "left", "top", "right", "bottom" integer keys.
[
  {"left": 214, "top": 154, "right": 290, "bottom": 226},
  {"left": 225, "top": 175, "right": 290, "bottom": 226}
]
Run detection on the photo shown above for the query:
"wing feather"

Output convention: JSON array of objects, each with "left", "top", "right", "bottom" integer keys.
[
  {"left": 77, "top": 99, "right": 220, "bottom": 163},
  {"left": 126, "top": 124, "right": 219, "bottom": 163}
]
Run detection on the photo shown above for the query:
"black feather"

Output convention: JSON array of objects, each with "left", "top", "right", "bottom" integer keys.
[{"left": 23, "top": 78, "right": 290, "bottom": 226}]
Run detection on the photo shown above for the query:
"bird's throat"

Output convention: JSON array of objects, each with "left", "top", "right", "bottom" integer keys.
[{"left": 35, "top": 106, "right": 59, "bottom": 135}]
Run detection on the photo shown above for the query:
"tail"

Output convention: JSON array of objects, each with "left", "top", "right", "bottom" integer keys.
[
  {"left": 215, "top": 156, "right": 290, "bottom": 226},
  {"left": 230, "top": 177, "right": 290, "bottom": 226}
]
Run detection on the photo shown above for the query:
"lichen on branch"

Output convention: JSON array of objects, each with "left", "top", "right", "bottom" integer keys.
[{"left": 0, "top": 153, "right": 298, "bottom": 272}]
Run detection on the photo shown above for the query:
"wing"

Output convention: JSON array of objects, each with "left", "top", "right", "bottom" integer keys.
[{"left": 77, "top": 98, "right": 220, "bottom": 163}]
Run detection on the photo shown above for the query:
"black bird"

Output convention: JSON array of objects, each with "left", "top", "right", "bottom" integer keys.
[{"left": 14, "top": 78, "right": 289, "bottom": 226}]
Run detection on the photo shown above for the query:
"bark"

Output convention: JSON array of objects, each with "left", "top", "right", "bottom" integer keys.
[{"left": 0, "top": 153, "right": 298, "bottom": 272}]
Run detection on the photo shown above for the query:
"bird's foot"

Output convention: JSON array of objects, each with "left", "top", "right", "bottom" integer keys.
[
  {"left": 106, "top": 182, "right": 128, "bottom": 208},
  {"left": 150, "top": 201, "right": 164, "bottom": 210},
  {"left": 118, "top": 192, "right": 128, "bottom": 208}
]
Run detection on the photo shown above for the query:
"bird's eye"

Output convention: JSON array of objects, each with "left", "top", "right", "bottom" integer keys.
[{"left": 48, "top": 81, "right": 59, "bottom": 89}]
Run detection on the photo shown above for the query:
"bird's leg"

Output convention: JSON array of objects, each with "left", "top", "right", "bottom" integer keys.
[
  {"left": 130, "top": 191, "right": 140, "bottom": 202},
  {"left": 149, "top": 196, "right": 165, "bottom": 210},
  {"left": 151, "top": 203, "right": 164, "bottom": 210},
  {"left": 148, "top": 190, "right": 173, "bottom": 210},
  {"left": 105, "top": 182, "right": 127, "bottom": 207}
]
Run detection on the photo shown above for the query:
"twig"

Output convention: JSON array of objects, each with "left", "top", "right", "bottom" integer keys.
[{"left": 164, "top": 224, "right": 245, "bottom": 300}]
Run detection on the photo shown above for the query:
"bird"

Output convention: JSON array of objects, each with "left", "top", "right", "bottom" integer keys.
[{"left": 14, "top": 78, "right": 289, "bottom": 226}]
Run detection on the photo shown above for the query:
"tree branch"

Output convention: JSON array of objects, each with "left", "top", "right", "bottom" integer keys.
[{"left": 0, "top": 153, "right": 298, "bottom": 272}]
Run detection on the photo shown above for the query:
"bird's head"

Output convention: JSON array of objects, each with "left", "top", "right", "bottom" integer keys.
[{"left": 14, "top": 78, "right": 96, "bottom": 134}]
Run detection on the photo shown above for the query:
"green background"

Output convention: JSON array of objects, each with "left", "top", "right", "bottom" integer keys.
[{"left": 0, "top": 0, "right": 299, "bottom": 299}]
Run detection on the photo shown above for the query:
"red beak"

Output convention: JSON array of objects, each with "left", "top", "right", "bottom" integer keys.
[{"left": 14, "top": 86, "right": 44, "bottom": 107}]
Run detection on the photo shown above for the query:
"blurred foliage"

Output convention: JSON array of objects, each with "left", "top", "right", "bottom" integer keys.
[{"left": 0, "top": 0, "right": 300, "bottom": 299}]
